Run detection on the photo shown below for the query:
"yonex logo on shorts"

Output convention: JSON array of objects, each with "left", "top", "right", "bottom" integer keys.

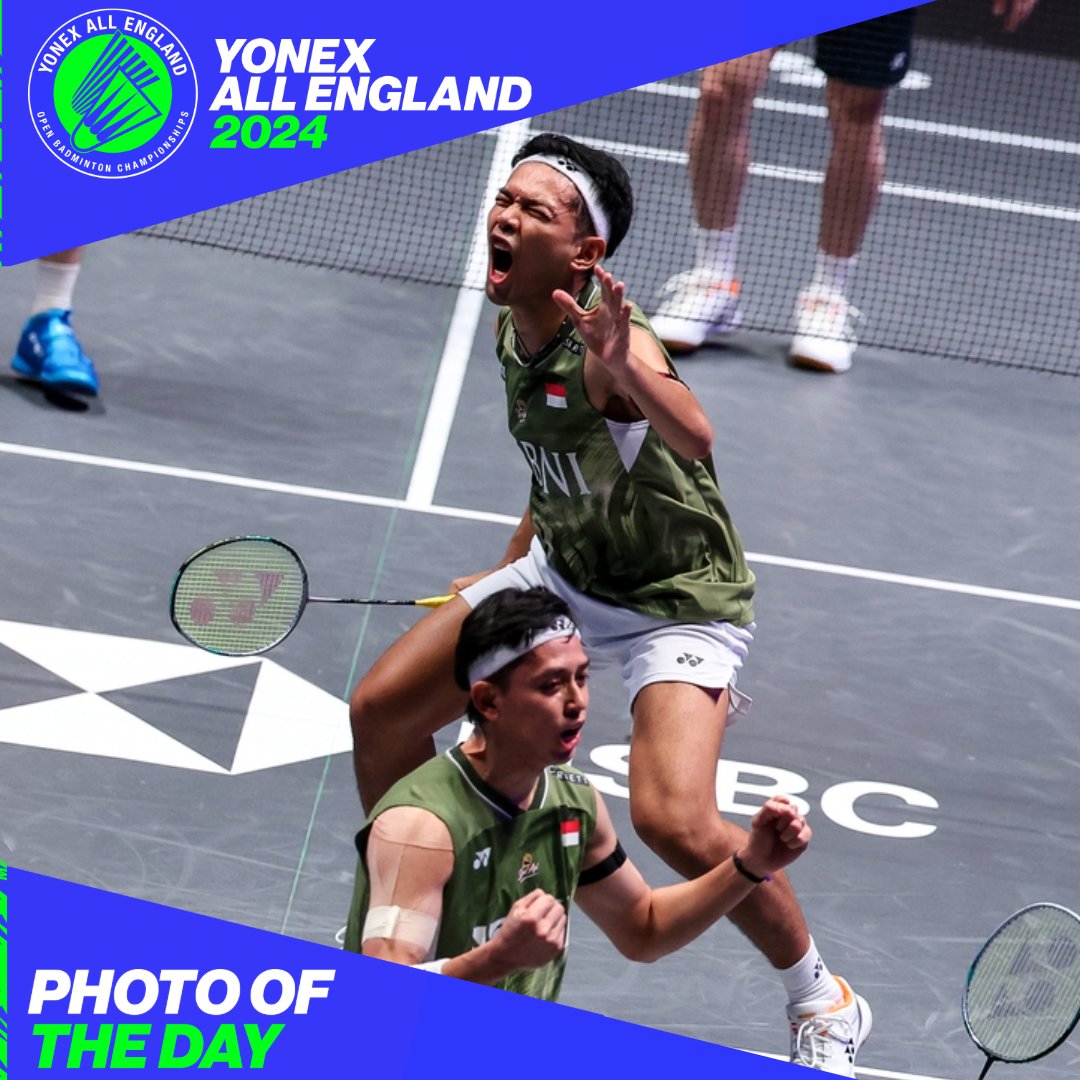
[
  {"left": 676, "top": 652, "right": 704, "bottom": 667},
  {"left": 28, "top": 9, "right": 198, "bottom": 178}
]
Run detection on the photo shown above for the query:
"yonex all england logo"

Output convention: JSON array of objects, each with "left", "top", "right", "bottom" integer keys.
[{"left": 28, "top": 9, "right": 198, "bottom": 178}]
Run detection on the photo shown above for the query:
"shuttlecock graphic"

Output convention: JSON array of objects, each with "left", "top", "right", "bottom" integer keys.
[{"left": 69, "top": 32, "right": 163, "bottom": 151}]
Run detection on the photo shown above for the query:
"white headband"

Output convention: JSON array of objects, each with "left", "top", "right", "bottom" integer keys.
[
  {"left": 514, "top": 154, "right": 611, "bottom": 244},
  {"left": 467, "top": 614, "right": 581, "bottom": 686}
]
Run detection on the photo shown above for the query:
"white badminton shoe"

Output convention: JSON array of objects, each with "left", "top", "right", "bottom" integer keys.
[
  {"left": 788, "top": 287, "right": 861, "bottom": 374},
  {"left": 649, "top": 270, "right": 743, "bottom": 353},
  {"left": 787, "top": 976, "right": 872, "bottom": 1075}
]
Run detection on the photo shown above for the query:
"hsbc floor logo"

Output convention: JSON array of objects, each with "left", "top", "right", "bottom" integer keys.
[
  {"left": 0, "top": 619, "right": 351, "bottom": 774},
  {"left": 583, "top": 745, "right": 940, "bottom": 840}
]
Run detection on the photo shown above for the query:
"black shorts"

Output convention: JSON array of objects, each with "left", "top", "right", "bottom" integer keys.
[{"left": 815, "top": 8, "right": 919, "bottom": 89}]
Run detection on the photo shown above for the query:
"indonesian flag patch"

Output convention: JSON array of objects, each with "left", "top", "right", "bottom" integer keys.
[
  {"left": 560, "top": 819, "right": 580, "bottom": 847},
  {"left": 545, "top": 383, "right": 568, "bottom": 409}
]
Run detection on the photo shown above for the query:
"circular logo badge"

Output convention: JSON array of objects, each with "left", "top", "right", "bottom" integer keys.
[{"left": 28, "top": 8, "right": 198, "bottom": 179}]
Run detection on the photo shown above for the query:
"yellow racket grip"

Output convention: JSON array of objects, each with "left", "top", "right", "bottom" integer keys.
[{"left": 415, "top": 594, "right": 456, "bottom": 608}]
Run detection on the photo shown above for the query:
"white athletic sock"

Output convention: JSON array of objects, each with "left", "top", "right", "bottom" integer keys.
[
  {"left": 779, "top": 937, "right": 843, "bottom": 1006},
  {"left": 809, "top": 252, "right": 857, "bottom": 297},
  {"left": 694, "top": 227, "right": 739, "bottom": 283},
  {"left": 32, "top": 259, "right": 82, "bottom": 315}
]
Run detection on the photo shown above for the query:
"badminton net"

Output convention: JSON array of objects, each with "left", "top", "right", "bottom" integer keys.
[{"left": 136, "top": 1, "right": 1080, "bottom": 376}]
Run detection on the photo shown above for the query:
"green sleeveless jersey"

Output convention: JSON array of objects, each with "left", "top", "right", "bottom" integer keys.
[
  {"left": 345, "top": 745, "right": 598, "bottom": 1002},
  {"left": 496, "top": 283, "right": 755, "bottom": 624}
]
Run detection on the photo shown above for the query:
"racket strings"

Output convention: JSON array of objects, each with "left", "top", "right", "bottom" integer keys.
[
  {"left": 966, "top": 904, "right": 1080, "bottom": 1064},
  {"left": 170, "top": 536, "right": 455, "bottom": 655},
  {"left": 172, "top": 538, "right": 307, "bottom": 655}
]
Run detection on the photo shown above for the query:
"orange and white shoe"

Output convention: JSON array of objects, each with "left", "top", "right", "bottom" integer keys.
[
  {"left": 787, "top": 976, "right": 872, "bottom": 1075},
  {"left": 789, "top": 287, "right": 861, "bottom": 374},
  {"left": 649, "top": 270, "right": 743, "bottom": 354}
]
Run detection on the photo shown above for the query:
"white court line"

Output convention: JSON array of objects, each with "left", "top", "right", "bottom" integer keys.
[
  {"left": 3, "top": 440, "right": 1079, "bottom": 614},
  {"left": 584, "top": 136, "right": 1080, "bottom": 223},
  {"left": 637, "top": 81, "right": 1080, "bottom": 157},
  {"left": 0, "top": 441, "right": 517, "bottom": 527},
  {"left": 744, "top": 552, "right": 1080, "bottom": 612},
  {"left": 753, "top": 1049, "right": 957, "bottom": 1080},
  {"left": 854, "top": 1069, "right": 956, "bottom": 1080},
  {"left": 404, "top": 119, "right": 531, "bottom": 508}
]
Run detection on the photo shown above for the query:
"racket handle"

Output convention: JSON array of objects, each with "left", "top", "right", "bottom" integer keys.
[{"left": 415, "top": 594, "right": 456, "bottom": 608}]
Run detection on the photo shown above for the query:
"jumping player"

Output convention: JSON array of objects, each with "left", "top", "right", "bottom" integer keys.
[{"left": 350, "top": 132, "right": 869, "bottom": 1072}]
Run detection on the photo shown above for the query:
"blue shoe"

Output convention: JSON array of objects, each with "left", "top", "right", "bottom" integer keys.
[{"left": 12, "top": 309, "right": 100, "bottom": 396}]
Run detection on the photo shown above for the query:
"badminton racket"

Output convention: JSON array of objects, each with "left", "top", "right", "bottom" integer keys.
[
  {"left": 170, "top": 535, "right": 454, "bottom": 656},
  {"left": 963, "top": 902, "right": 1080, "bottom": 1078}
]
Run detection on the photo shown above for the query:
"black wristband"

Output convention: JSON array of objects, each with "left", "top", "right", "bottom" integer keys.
[{"left": 732, "top": 852, "right": 771, "bottom": 884}]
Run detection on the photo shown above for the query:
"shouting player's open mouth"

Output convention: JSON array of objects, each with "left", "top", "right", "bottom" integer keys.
[{"left": 489, "top": 237, "right": 513, "bottom": 287}]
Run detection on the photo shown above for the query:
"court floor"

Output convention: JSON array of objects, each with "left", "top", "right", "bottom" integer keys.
[{"left": 2, "top": 38, "right": 1079, "bottom": 1080}]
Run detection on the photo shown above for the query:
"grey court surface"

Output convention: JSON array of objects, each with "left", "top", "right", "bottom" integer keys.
[{"left": 2, "top": 40, "right": 1080, "bottom": 1080}]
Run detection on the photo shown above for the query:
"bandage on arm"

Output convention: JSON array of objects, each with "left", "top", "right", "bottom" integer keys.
[
  {"left": 361, "top": 807, "right": 517, "bottom": 986},
  {"left": 361, "top": 806, "right": 454, "bottom": 966}
]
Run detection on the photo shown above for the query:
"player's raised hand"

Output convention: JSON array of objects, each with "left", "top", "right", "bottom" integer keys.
[
  {"left": 738, "top": 796, "right": 812, "bottom": 879},
  {"left": 552, "top": 265, "right": 632, "bottom": 375}
]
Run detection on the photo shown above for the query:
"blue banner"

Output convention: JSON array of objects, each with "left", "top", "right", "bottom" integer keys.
[
  {"left": 2, "top": 0, "right": 918, "bottom": 262},
  {"left": 6, "top": 866, "right": 816, "bottom": 1077}
]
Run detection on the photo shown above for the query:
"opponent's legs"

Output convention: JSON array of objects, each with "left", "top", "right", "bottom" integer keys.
[
  {"left": 689, "top": 52, "right": 776, "bottom": 234},
  {"left": 819, "top": 79, "right": 888, "bottom": 261},
  {"left": 790, "top": 79, "right": 889, "bottom": 374},
  {"left": 650, "top": 51, "right": 776, "bottom": 352}
]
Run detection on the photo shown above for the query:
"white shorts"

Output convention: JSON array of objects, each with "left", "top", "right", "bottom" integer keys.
[{"left": 459, "top": 537, "right": 754, "bottom": 722}]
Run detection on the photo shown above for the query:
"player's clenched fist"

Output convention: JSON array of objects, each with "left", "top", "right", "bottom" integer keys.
[
  {"left": 737, "top": 796, "right": 813, "bottom": 880},
  {"left": 490, "top": 889, "right": 568, "bottom": 972}
]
